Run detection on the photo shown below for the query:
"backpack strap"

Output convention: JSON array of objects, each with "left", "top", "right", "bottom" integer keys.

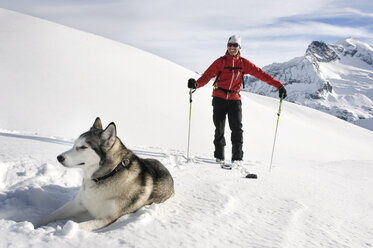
[
  {"left": 224, "top": 66, "right": 243, "bottom": 70},
  {"left": 215, "top": 87, "right": 240, "bottom": 94},
  {"left": 239, "top": 57, "right": 246, "bottom": 88},
  {"left": 213, "top": 56, "right": 225, "bottom": 87}
]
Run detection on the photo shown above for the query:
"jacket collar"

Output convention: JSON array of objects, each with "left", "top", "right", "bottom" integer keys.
[{"left": 224, "top": 51, "right": 241, "bottom": 60}]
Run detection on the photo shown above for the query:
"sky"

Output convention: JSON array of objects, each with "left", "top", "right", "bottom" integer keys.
[{"left": 1, "top": 0, "right": 373, "bottom": 72}]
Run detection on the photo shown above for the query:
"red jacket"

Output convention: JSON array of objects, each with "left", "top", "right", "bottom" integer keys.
[{"left": 197, "top": 53, "right": 283, "bottom": 100}]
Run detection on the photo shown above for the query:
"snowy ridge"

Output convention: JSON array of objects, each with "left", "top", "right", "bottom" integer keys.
[
  {"left": 244, "top": 38, "right": 373, "bottom": 129},
  {"left": 0, "top": 8, "right": 203, "bottom": 152}
]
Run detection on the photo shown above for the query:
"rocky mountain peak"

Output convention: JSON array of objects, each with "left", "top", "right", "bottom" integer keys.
[
  {"left": 306, "top": 41, "right": 339, "bottom": 63},
  {"left": 338, "top": 38, "right": 373, "bottom": 66}
]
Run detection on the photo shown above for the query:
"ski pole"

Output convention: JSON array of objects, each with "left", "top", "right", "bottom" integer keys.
[
  {"left": 269, "top": 95, "right": 284, "bottom": 171},
  {"left": 187, "top": 88, "right": 196, "bottom": 160}
]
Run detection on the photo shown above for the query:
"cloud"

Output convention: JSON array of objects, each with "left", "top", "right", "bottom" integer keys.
[
  {"left": 344, "top": 8, "right": 373, "bottom": 18},
  {"left": 242, "top": 21, "right": 373, "bottom": 40},
  {"left": 0, "top": 0, "right": 373, "bottom": 72}
]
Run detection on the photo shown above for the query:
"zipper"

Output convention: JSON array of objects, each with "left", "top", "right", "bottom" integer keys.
[{"left": 227, "top": 57, "right": 235, "bottom": 100}]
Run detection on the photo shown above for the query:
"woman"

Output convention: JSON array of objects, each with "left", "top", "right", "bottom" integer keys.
[{"left": 188, "top": 35, "right": 287, "bottom": 169}]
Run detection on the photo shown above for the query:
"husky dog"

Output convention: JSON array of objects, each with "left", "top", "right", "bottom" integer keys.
[{"left": 36, "top": 117, "right": 174, "bottom": 231}]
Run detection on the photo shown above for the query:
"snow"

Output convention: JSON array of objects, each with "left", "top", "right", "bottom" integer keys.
[
  {"left": 1, "top": 8, "right": 373, "bottom": 248},
  {"left": 353, "top": 118, "right": 373, "bottom": 131}
]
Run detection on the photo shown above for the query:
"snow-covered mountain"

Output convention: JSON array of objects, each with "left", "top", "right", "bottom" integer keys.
[
  {"left": 244, "top": 38, "right": 373, "bottom": 128},
  {"left": 1, "top": 8, "right": 373, "bottom": 248}
]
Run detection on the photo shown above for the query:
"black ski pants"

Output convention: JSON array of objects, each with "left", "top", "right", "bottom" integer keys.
[{"left": 212, "top": 97, "right": 243, "bottom": 161}]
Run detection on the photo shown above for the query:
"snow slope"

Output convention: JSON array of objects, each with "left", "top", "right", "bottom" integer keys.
[
  {"left": 1, "top": 109, "right": 373, "bottom": 248},
  {"left": 1, "top": 8, "right": 373, "bottom": 248},
  {"left": 0, "top": 8, "right": 209, "bottom": 154}
]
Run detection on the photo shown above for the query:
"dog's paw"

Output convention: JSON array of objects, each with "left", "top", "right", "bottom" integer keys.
[
  {"left": 61, "top": 220, "right": 79, "bottom": 237},
  {"left": 33, "top": 220, "right": 44, "bottom": 229}
]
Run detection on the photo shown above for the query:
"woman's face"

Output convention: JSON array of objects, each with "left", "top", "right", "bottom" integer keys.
[{"left": 227, "top": 42, "right": 240, "bottom": 56}]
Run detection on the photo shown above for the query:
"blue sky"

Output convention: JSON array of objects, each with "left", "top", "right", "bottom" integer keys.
[{"left": 1, "top": 0, "right": 372, "bottom": 72}]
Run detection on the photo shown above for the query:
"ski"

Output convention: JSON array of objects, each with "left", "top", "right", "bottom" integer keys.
[
  {"left": 218, "top": 161, "right": 258, "bottom": 179},
  {"left": 188, "top": 156, "right": 258, "bottom": 179},
  {"left": 220, "top": 163, "right": 233, "bottom": 170},
  {"left": 245, "top": 173, "right": 258, "bottom": 179}
]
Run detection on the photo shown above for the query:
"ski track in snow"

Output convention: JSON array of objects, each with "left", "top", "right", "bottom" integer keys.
[{"left": 1, "top": 132, "right": 373, "bottom": 248}]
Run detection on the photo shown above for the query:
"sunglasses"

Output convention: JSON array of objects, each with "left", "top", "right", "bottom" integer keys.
[{"left": 227, "top": 43, "right": 239, "bottom": 47}]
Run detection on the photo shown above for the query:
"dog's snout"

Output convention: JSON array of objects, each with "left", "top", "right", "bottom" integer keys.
[{"left": 57, "top": 155, "right": 65, "bottom": 163}]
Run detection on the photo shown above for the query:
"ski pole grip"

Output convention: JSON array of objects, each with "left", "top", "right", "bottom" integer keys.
[{"left": 189, "top": 88, "right": 196, "bottom": 103}]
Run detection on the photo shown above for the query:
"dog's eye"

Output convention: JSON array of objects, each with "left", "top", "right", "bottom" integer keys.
[{"left": 76, "top": 146, "right": 88, "bottom": 150}]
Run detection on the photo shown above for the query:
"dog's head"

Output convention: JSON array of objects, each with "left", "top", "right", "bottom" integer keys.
[{"left": 57, "top": 117, "right": 118, "bottom": 169}]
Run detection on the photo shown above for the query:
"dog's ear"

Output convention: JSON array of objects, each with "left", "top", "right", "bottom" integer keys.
[
  {"left": 101, "top": 122, "right": 116, "bottom": 150},
  {"left": 91, "top": 117, "right": 103, "bottom": 130}
]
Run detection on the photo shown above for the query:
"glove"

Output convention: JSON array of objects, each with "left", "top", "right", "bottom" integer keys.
[
  {"left": 188, "top": 78, "right": 197, "bottom": 89},
  {"left": 278, "top": 85, "right": 287, "bottom": 99}
]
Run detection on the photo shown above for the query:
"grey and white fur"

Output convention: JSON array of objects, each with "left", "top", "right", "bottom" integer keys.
[{"left": 36, "top": 117, "right": 174, "bottom": 231}]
